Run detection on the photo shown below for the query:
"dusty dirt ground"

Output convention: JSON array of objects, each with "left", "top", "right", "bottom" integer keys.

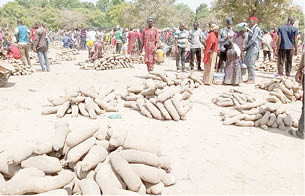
[{"left": 0, "top": 46, "right": 304, "bottom": 195}]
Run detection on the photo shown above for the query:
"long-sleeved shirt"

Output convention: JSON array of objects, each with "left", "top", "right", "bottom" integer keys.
[
  {"left": 203, "top": 31, "right": 218, "bottom": 64},
  {"left": 218, "top": 27, "right": 234, "bottom": 51},
  {"left": 246, "top": 24, "right": 261, "bottom": 50}
]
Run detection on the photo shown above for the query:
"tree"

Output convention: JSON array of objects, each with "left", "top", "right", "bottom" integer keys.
[
  {"left": 16, "top": 0, "right": 49, "bottom": 8},
  {"left": 50, "top": 0, "right": 81, "bottom": 9},
  {"left": 175, "top": 3, "right": 195, "bottom": 28},
  {"left": 96, "top": 0, "right": 110, "bottom": 12},
  {"left": 211, "top": 0, "right": 303, "bottom": 28}
]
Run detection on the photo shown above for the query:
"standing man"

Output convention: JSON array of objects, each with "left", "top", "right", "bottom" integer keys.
[
  {"left": 115, "top": 27, "right": 123, "bottom": 54},
  {"left": 15, "top": 19, "right": 31, "bottom": 67},
  {"left": 80, "top": 29, "right": 87, "bottom": 50},
  {"left": 217, "top": 17, "right": 234, "bottom": 72},
  {"left": 175, "top": 22, "right": 189, "bottom": 72},
  {"left": 244, "top": 16, "right": 261, "bottom": 84},
  {"left": 277, "top": 16, "right": 298, "bottom": 77},
  {"left": 142, "top": 17, "right": 159, "bottom": 72},
  {"left": 189, "top": 22, "right": 203, "bottom": 71},
  {"left": 33, "top": 22, "right": 50, "bottom": 72}
]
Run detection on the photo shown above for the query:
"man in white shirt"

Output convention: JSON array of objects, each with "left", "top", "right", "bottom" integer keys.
[{"left": 189, "top": 22, "right": 203, "bottom": 70}]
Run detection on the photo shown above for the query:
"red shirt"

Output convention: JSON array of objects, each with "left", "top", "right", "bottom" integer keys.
[
  {"left": 31, "top": 28, "right": 36, "bottom": 41},
  {"left": 9, "top": 45, "right": 21, "bottom": 59},
  {"left": 203, "top": 31, "right": 218, "bottom": 64}
]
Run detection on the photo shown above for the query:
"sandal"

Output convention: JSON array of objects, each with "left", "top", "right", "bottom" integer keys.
[{"left": 288, "top": 129, "right": 304, "bottom": 139}]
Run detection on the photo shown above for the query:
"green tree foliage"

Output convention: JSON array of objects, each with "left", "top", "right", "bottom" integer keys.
[
  {"left": 212, "top": 0, "right": 304, "bottom": 29},
  {"left": 96, "top": 0, "right": 110, "bottom": 12}
]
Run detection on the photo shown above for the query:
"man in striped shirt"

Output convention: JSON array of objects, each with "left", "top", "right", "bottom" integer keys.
[{"left": 174, "top": 23, "right": 189, "bottom": 72}]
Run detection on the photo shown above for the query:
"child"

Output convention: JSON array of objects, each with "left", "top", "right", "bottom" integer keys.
[
  {"left": 156, "top": 46, "right": 164, "bottom": 64},
  {"left": 262, "top": 30, "right": 273, "bottom": 62}
]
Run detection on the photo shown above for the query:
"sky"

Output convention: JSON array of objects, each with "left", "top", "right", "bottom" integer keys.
[{"left": 0, "top": 0, "right": 304, "bottom": 13}]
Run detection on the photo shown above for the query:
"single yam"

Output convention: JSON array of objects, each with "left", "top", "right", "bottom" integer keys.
[
  {"left": 21, "top": 155, "right": 62, "bottom": 174},
  {"left": 271, "top": 121, "right": 278, "bottom": 128},
  {"left": 164, "top": 99, "right": 180, "bottom": 121},
  {"left": 96, "top": 140, "right": 110, "bottom": 149},
  {"left": 56, "top": 101, "right": 70, "bottom": 118},
  {"left": 110, "top": 153, "right": 142, "bottom": 192},
  {"left": 34, "top": 141, "right": 53, "bottom": 155},
  {"left": 71, "top": 104, "right": 79, "bottom": 118},
  {"left": 0, "top": 169, "right": 74, "bottom": 195},
  {"left": 259, "top": 111, "right": 271, "bottom": 125},
  {"left": 95, "top": 161, "right": 126, "bottom": 194},
  {"left": 283, "top": 114, "right": 293, "bottom": 127},
  {"left": 223, "top": 114, "right": 247, "bottom": 125},
  {"left": 136, "top": 98, "right": 152, "bottom": 118},
  {"left": 124, "top": 101, "right": 140, "bottom": 111},
  {"left": 79, "top": 178, "right": 101, "bottom": 195},
  {"left": 145, "top": 181, "right": 164, "bottom": 195},
  {"left": 7, "top": 142, "right": 33, "bottom": 165},
  {"left": 131, "top": 164, "right": 162, "bottom": 184},
  {"left": 125, "top": 94, "right": 144, "bottom": 101},
  {"left": 235, "top": 101, "right": 265, "bottom": 111},
  {"left": 266, "top": 113, "right": 277, "bottom": 126},
  {"left": 157, "top": 86, "right": 176, "bottom": 102},
  {"left": 66, "top": 123, "right": 99, "bottom": 148},
  {"left": 260, "top": 124, "right": 268, "bottom": 130},
  {"left": 78, "top": 103, "right": 89, "bottom": 117},
  {"left": 245, "top": 114, "right": 263, "bottom": 121},
  {"left": 81, "top": 145, "right": 108, "bottom": 172},
  {"left": 146, "top": 100, "right": 162, "bottom": 120},
  {"left": 85, "top": 97, "right": 97, "bottom": 119},
  {"left": 267, "top": 96, "right": 280, "bottom": 103},
  {"left": 74, "top": 162, "right": 89, "bottom": 179},
  {"left": 41, "top": 105, "right": 61, "bottom": 115},
  {"left": 95, "top": 98, "right": 118, "bottom": 112},
  {"left": 235, "top": 121, "right": 255, "bottom": 127},
  {"left": 279, "top": 83, "right": 293, "bottom": 96},
  {"left": 216, "top": 100, "right": 234, "bottom": 107},
  {"left": 276, "top": 114, "right": 286, "bottom": 126},
  {"left": 71, "top": 96, "right": 85, "bottom": 104},
  {"left": 119, "top": 149, "right": 161, "bottom": 167},
  {"left": 172, "top": 95, "right": 186, "bottom": 117},
  {"left": 66, "top": 137, "right": 96, "bottom": 164},
  {"left": 266, "top": 103, "right": 281, "bottom": 112},
  {"left": 127, "top": 86, "right": 144, "bottom": 94},
  {"left": 93, "top": 102, "right": 105, "bottom": 115},
  {"left": 123, "top": 133, "right": 161, "bottom": 155},
  {"left": 156, "top": 102, "right": 172, "bottom": 120},
  {"left": 160, "top": 170, "right": 176, "bottom": 186}
]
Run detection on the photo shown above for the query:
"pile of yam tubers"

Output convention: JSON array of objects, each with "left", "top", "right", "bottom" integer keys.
[
  {"left": 220, "top": 101, "right": 299, "bottom": 130},
  {"left": 7, "top": 59, "right": 34, "bottom": 76},
  {"left": 78, "top": 54, "right": 134, "bottom": 71},
  {"left": 256, "top": 61, "right": 278, "bottom": 72},
  {"left": 0, "top": 120, "right": 175, "bottom": 195},
  {"left": 42, "top": 86, "right": 120, "bottom": 119},
  {"left": 256, "top": 77, "right": 303, "bottom": 104},
  {"left": 56, "top": 49, "right": 79, "bottom": 61},
  {"left": 123, "top": 72, "right": 203, "bottom": 121},
  {"left": 212, "top": 89, "right": 256, "bottom": 107}
]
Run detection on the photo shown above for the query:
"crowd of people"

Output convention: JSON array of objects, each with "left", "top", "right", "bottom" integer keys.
[{"left": 0, "top": 16, "right": 304, "bottom": 138}]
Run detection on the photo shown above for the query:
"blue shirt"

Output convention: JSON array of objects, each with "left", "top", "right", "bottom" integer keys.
[
  {"left": 278, "top": 24, "right": 298, "bottom": 50},
  {"left": 15, "top": 25, "right": 29, "bottom": 44}
]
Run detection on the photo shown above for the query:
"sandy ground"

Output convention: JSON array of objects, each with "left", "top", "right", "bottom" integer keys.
[{"left": 0, "top": 46, "right": 304, "bottom": 195}]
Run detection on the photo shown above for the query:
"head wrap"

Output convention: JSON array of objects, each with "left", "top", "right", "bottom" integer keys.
[
  {"left": 210, "top": 24, "right": 219, "bottom": 31},
  {"left": 249, "top": 16, "right": 258, "bottom": 22}
]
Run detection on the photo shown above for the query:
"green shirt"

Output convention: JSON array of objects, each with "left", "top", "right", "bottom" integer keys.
[{"left": 116, "top": 30, "right": 122, "bottom": 44}]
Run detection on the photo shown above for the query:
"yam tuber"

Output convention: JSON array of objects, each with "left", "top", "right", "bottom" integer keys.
[
  {"left": 81, "top": 145, "right": 108, "bottom": 172},
  {"left": 119, "top": 149, "right": 161, "bottom": 167},
  {"left": 131, "top": 163, "right": 163, "bottom": 184},
  {"left": 71, "top": 104, "right": 79, "bottom": 118},
  {"left": 156, "top": 102, "right": 172, "bottom": 120},
  {"left": 110, "top": 153, "right": 142, "bottom": 192},
  {"left": 146, "top": 100, "right": 162, "bottom": 120},
  {"left": 66, "top": 137, "right": 96, "bottom": 164},
  {"left": 41, "top": 105, "right": 61, "bottom": 115},
  {"left": 56, "top": 101, "right": 70, "bottom": 118},
  {"left": 84, "top": 97, "right": 97, "bottom": 119},
  {"left": 66, "top": 123, "right": 99, "bottom": 148},
  {"left": 95, "top": 98, "right": 118, "bottom": 112},
  {"left": 79, "top": 178, "right": 101, "bottom": 195},
  {"left": 21, "top": 155, "right": 62, "bottom": 174},
  {"left": 164, "top": 99, "right": 180, "bottom": 121}
]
